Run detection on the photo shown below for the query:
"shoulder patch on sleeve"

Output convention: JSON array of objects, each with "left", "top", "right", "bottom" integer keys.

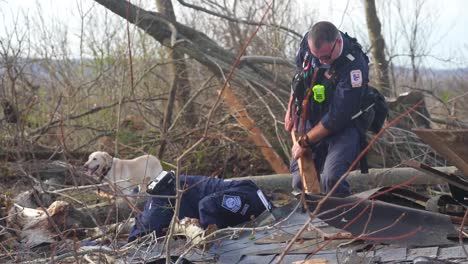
[
  {"left": 350, "top": 69, "right": 362, "bottom": 88},
  {"left": 222, "top": 195, "right": 242, "bottom": 213}
]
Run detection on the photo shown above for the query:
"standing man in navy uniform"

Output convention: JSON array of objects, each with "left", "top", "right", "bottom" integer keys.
[
  {"left": 128, "top": 172, "right": 272, "bottom": 242},
  {"left": 284, "top": 21, "right": 373, "bottom": 197}
]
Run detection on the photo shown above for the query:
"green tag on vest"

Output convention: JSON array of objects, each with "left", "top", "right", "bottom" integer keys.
[{"left": 312, "top": 84, "right": 326, "bottom": 103}]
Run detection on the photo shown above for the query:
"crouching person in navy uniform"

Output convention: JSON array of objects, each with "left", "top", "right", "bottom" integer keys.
[
  {"left": 128, "top": 171, "right": 272, "bottom": 242},
  {"left": 285, "top": 21, "right": 375, "bottom": 197}
]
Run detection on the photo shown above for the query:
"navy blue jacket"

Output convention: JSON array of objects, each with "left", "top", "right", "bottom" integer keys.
[
  {"left": 128, "top": 176, "right": 269, "bottom": 241},
  {"left": 294, "top": 31, "right": 370, "bottom": 134}
]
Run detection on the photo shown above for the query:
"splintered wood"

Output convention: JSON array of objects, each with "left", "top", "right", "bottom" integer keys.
[{"left": 291, "top": 132, "right": 321, "bottom": 194}]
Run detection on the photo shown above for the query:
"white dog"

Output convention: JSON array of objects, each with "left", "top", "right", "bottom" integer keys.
[{"left": 83, "top": 151, "right": 163, "bottom": 195}]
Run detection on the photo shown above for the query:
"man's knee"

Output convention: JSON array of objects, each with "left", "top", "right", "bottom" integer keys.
[
  {"left": 321, "top": 172, "right": 350, "bottom": 196},
  {"left": 321, "top": 128, "right": 361, "bottom": 195},
  {"left": 321, "top": 155, "right": 351, "bottom": 196}
]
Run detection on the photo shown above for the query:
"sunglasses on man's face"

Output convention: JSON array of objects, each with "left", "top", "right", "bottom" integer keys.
[{"left": 317, "top": 38, "right": 338, "bottom": 61}]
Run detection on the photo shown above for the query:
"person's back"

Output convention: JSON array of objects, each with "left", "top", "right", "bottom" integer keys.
[
  {"left": 180, "top": 175, "right": 239, "bottom": 201},
  {"left": 128, "top": 174, "right": 270, "bottom": 242},
  {"left": 177, "top": 176, "right": 254, "bottom": 221}
]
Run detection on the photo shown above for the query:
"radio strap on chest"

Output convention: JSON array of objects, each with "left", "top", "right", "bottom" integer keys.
[{"left": 300, "top": 67, "right": 319, "bottom": 134}]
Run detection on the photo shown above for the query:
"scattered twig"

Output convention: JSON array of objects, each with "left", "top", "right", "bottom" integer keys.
[
  {"left": 22, "top": 245, "right": 124, "bottom": 264},
  {"left": 49, "top": 179, "right": 128, "bottom": 193},
  {"left": 459, "top": 210, "right": 468, "bottom": 259},
  {"left": 176, "top": 0, "right": 302, "bottom": 38}
]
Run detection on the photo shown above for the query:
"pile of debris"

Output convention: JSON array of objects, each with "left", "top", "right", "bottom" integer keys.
[{"left": 1, "top": 129, "right": 468, "bottom": 263}]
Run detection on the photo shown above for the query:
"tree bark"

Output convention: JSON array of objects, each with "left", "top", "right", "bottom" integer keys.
[
  {"left": 234, "top": 166, "right": 458, "bottom": 194},
  {"left": 156, "top": 0, "right": 197, "bottom": 159},
  {"left": 220, "top": 86, "right": 288, "bottom": 174},
  {"left": 364, "top": 0, "right": 392, "bottom": 97}
]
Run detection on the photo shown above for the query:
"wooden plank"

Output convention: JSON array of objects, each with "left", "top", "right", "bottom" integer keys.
[
  {"left": 291, "top": 133, "right": 321, "bottom": 194},
  {"left": 412, "top": 129, "right": 468, "bottom": 177},
  {"left": 220, "top": 87, "right": 289, "bottom": 174}
]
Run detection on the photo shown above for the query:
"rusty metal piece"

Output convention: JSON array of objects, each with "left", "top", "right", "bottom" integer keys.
[{"left": 412, "top": 129, "right": 468, "bottom": 177}]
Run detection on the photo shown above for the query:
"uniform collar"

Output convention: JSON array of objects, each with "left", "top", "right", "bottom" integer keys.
[
  {"left": 335, "top": 32, "right": 349, "bottom": 60},
  {"left": 330, "top": 32, "right": 351, "bottom": 67}
]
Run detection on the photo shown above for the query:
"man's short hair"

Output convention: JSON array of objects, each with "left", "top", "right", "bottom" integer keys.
[{"left": 308, "top": 21, "right": 339, "bottom": 50}]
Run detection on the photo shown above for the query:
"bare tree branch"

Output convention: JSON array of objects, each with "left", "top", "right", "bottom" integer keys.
[{"left": 176, "top": 0, "right": 302, "bottom": 38}]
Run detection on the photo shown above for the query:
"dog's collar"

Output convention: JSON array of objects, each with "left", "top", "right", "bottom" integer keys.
[{"left": 99, "top": 157, "right": 113, "bottom": 181}]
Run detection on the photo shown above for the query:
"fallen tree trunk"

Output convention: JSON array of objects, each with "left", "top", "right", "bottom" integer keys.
[
  {"left": 348, "top": 166, "right": 457, "bottom": 193},
  {"left": 234, "top": 166, "right": 458, "bottom": 194}
]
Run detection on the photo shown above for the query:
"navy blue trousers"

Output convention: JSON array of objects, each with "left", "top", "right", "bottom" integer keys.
[
  {"left": 291, "top": 126, "right": 361, "bottom": 196},
  {"left": 128, "top": 176, "right": 268, "bottom": 242}
]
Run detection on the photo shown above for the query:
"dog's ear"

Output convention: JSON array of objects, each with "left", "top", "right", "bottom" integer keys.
[{"left": 103, "top": 152, "right": 113, "bottom": 165}]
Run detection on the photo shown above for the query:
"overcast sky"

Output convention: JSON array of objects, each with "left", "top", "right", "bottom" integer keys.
[
  {"left": 301, "top": 0, "right": 467, "bottom": 69},
  {"left": 1, "top": 0, "right": 467, "bottom": 69}
]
